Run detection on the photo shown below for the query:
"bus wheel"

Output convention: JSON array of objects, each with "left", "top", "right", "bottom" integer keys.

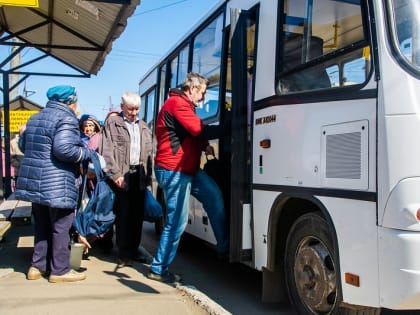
[{"left": 285, "top": 212, "right": 338, "bottom": 315}]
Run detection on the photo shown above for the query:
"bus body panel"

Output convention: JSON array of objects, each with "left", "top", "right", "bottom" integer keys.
[
  {"left": 252, "top": 100, "right": 377, "bottom": 191},
  {"left": 253, "top": 96, "right": 378, "bottom": 306},
  {"left": 320, "top": 197, "right": 379, "bottom": 307},
  {"left": 378, "top": 227, "right": 420, "bottom": 309},
  {"left": 383, "top": 177, "right": 420, "bottom": 231},
  {"left": 253, "top": 193, "right": 380, "bottom": 306},
  {"left": 252, "top": 189, "right": 278, "bottom": 269},
  {"left": 185, "top": 195, "right": 217, "bottom": 245},
  {"left": 374, "top": 2, "right": 420, "bottom": 303},
  {"left": 374, "top": 0, "right": 420, "bottom": 228}
]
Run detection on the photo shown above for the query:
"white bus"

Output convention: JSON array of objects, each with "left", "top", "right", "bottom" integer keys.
[{"left": 139, "top": 0, "right": 420, "bottom": 314}]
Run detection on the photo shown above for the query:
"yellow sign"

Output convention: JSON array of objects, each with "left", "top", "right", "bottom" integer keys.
[
  {"left": 0, "top": 0, "right": 39, "bottom": 7},
  {"left": 2, "top": 110, "right": 38, "bottom": 133}
]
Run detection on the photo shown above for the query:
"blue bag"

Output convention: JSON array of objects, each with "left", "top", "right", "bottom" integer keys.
[
  {"left": 144, "top": 188, "right": 163, "bottom": 223},
  {"left": 73, "top": 154, "right": 115, "bottom": 237}
]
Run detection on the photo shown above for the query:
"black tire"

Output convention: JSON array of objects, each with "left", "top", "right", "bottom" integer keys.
[
  {"left": 285, "top": 212, "right": 339, "bottom": 315},
  {"left": 284, "top": 212, "right": 380, "bottom": 315}
]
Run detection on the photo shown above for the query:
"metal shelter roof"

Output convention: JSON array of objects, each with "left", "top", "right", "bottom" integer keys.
[
  {"left": 0, "top": 0, "right": 140, "bottom": 76},
  {"left": 2, "top": 95, "right": 43, "bottom": 111}
]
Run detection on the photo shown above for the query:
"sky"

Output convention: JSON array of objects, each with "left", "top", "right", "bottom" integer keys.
[{"left": 1, "top": 0, "right": 217, "bottom": 122}]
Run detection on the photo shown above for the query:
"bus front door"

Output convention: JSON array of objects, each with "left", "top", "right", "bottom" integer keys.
[{"left": 229, "top": 7, "right": 256, "bottom": 263}]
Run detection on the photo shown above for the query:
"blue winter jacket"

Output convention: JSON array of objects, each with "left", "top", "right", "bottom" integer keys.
[{"left": 15, "top": 101, "right": 91, "bottom": 209}]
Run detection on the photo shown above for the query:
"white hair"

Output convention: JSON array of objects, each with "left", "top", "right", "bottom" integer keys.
[
  {"left": 181, "top": 72, "right": 208, "bottom": 91},
  {"left": 121, "top": 92, "right": 140, "bottom": 106}
]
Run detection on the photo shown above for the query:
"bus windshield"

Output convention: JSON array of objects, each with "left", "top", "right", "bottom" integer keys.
[{"left": 388, "top": 0, "right": 420, "bottom": 73}]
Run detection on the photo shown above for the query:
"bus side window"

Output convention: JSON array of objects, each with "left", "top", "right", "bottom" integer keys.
[{"left": 279, "top": 33, "right": 331, "bottom": 93}]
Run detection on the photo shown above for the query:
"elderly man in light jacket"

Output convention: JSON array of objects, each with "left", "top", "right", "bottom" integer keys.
[{"left": 99, "top": 91, "right": 152, "bottom": 268}]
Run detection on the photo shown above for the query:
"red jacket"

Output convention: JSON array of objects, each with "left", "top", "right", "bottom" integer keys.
[{"left": 155, "top": 89, "right": 207, "bottom": 174}]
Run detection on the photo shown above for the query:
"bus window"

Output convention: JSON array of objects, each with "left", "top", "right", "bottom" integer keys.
[
  {"left": 192, "top": 13, "right": 223, "bottom": 121},
  {"left": 195, "top": 87, "right": 219, "bottom": 119},
  {"left": 342, "top": 57, "right": 367, "bottom": 85},
  {"left": 326, "top": 64, "right": 339, "bottom": 87},
  {"left": 141, "top": 89, "right": 156, "bottom": 132},
  {"left": 170, "top": 45, "right": 190, "bottom": 89},
  {"left": 140, "top": 94, "right": 146, "bottom": 120},
  {"left": 192, "top": 13, "right": 223, "bottom": 76},
  {"left": 170, "top": 56, "right": 178, "bottom": 88},
  {"left": 158, "top": 65, "right": 166, "bottom": 109},
  {"left": 178, "top": 46, "right": 189, "bottom": 86},
  {"left": 146, "top": 90, "right": 155, "bottom": 130},
  {"left": 327, "top": 49, "right": 369, "bottom": 86},
  {"left": 387, "top": 0, "right": 420, "bottom": 74},
  {"left": 400, "top": 38, "right": 412, "bottom": 60},
  {"left": 278, "top": 0, "right": 370, "bottom": 93}
]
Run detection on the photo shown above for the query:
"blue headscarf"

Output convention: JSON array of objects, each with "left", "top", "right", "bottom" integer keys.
[{"left": 46, "top": 85, "right": 78, "bottom": 105}]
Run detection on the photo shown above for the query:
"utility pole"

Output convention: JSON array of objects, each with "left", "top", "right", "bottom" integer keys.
[{"left": 109, "top": 96, "right": 114, "bottom": 111}]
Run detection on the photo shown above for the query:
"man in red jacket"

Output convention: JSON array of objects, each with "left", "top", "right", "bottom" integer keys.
[{"left": 147, "top": 72, "right": 228, "bottom": 284}]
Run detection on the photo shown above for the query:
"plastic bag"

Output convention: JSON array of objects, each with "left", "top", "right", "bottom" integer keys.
[{"left": 73, "top": 154, "right": 115, "bottom": 238}]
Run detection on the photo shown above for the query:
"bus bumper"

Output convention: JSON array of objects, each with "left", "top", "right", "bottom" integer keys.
[{"left": 378, "top": 226, "right": 420, "bottom": 309}]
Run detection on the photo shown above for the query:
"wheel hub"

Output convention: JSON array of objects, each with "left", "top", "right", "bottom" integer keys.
[{"left": 294, "top": 241, "right": 336, "bottom": 313}]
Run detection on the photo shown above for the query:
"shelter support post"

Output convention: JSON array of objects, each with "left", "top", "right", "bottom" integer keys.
[{"left": 2, "top": 71, "right": 13, "bottom": 199}]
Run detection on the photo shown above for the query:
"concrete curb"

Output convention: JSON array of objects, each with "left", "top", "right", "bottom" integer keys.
[{"left": 177, "top": 284, "right": 232, "bottom": 315}]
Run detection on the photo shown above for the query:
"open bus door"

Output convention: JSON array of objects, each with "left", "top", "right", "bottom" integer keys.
[{"left": 229, "top": 7, "right": 256, "bottom": 264}]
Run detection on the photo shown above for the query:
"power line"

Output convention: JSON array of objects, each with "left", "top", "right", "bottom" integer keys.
[
  {"left": 112, "top": 49, "right": 161, "bottom": 57},
  {"left": 107, "top": 53, "right": 160, "bottom": 62},
  {"left": 133, "top": 0, "right": 188, "bottom": 16}
]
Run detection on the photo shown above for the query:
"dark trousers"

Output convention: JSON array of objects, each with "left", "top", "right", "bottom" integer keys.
[
  {"left": 32, "top": 203, "right": 74, "bottom": 276},
  {"left": 113, "top": 172, "right": 145, "bottom": 260}
]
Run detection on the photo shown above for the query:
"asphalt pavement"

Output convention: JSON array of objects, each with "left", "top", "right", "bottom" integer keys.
[{"left": 0, "top": 211, "right": 229, "bottom": 315}]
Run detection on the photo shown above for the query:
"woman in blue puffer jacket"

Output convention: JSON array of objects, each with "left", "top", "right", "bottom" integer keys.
[{"left": 15, "top": 85, "right": 95, "bottom": 283}]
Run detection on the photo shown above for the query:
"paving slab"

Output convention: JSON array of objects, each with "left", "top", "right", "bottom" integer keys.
[{"left": 0, "top": 222, "right": 216, "bottom": 315}]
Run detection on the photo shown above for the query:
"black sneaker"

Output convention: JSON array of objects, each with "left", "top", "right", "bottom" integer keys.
[{"left": 147, "top": 271, "right": 182, "bottom": 284}]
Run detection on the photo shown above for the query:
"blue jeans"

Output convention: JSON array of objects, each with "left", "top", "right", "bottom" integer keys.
[{"left": 150, "top": 166, "right": 228, "bottom": 275}]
